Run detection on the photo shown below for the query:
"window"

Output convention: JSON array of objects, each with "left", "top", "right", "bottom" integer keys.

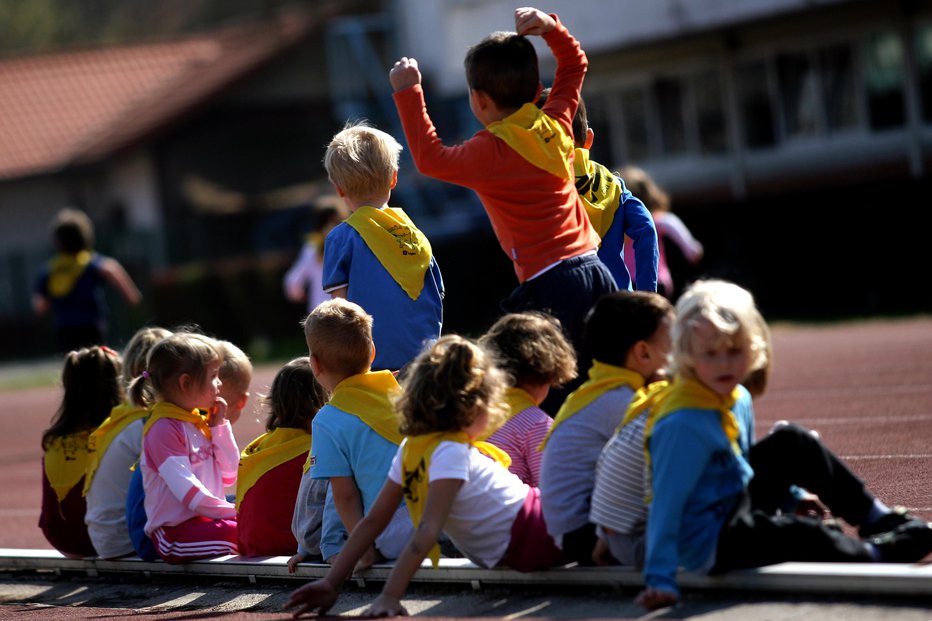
[
  {"left": 820, "top": 43, "right": 859, "bottom": 131},
  {"left": 862, "top": 32, "right": 906, "bottom": 129},
  {"left": 914, "top": 22, "right": 932, "bottom": 122},
  {"left": 776, "top": 51, "right": 819, "bottom": 138},
  {"left": 620, "top": 87, "right": 650, "bottom": 162},
  {"left": 653, "top": 77, "right": 687, "bottom": 155},
  {"left": 737, "top": 60, "right": 777, "bottom": 148},
  {"left": 693, "top": 69, "right": 727, "bottom": 154}
]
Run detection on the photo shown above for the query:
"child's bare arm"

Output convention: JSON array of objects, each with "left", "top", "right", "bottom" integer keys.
[
  {"left": 515, "top": 7, "right": 556, "bottom": 36},
  {"left": 330, "top": 476, "right": 380, "bottom": 569},
  {"left": 390, "top": 57, "right": 421, "bottom": 92},
  {"left": 364, "top": 478, "right": 464, "bottom": 617},
  {"left": 284, "top": 482, "right": 404, "bottom": 617}
]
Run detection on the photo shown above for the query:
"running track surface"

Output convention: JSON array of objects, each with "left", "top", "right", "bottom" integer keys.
[{"left": 2, "top": 317, "right": 931, "bottom": 549}]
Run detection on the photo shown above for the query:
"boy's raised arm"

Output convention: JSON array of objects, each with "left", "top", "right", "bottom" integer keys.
[
  {"left": 515, "top": 7, "right": 555, "bottom": 36},
  {"left": 390, "top": 57, "right": 421, "bottom": 93}
]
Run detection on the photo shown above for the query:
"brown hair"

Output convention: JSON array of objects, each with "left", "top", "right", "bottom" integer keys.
[
  {"left": 465, "top": 31, "right": 540, "bottom": 110},
  {"left": 539, "top": 86, "right": 588, "bottom": 147},
  {"left": 302, "top": 298, "right": 374, "bottom": 378},
  {"left": 261, "top": 357, "right": 329, "bottom": 432},
  {"left": 323, "top": 121, "right": 402, "bottom": 200},
  {"left": 617, "top": 166, "right": 670, "bottom": 214},
  {"left": 396, "top": 335, "right": 508, "bottom": 436},
  {"left": 479, "top": 312, "right": 576, "bottom": 388},
  {"left": 216, "top": 340, "right": 253, "bottom": 399},
  {"left": 42, "top": 346, "right": 123, "bottom": 449},
  {"left": 127, "top": 331, "right": 220, "bottom": 408},
  {"left": 584, "top": 291, "right": 675, "bottom": 367},
  {"left": 122, "top": 326, "right": 172, "bottom": 405},
  {"left": 50, "top": 208, "right": 94, "bottom": 254}
]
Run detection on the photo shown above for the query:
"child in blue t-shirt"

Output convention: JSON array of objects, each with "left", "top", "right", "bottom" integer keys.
[{"left": 321, "top": 122, "right": 444, "bottom": 372}]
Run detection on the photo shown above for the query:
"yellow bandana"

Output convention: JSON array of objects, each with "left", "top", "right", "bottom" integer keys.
[
  {"left": 487, "top": 103, "right": 575, "bottom": 180},
  {"left": 329, "top": 371, "right": 404, "bottom": 446},
  {"left": 401, "top": 431, "right": 511, "bottom": 567},
  {"left": 346, "top": 206, "right": 432, "bottom": 300},
  {"left": 538, "top": 361, "right": 645, "bottom": 451},
  {"left": 642, "top": 377, "right": 742, "bottom": 502},
  {"left": 236, "top": 427, "right": 310, "bottom": 509},
  {"left": 143, "top": 401, "right": 212, "bottom": 441},
  {"left": 44, "top": 430, "right": 92, "bottom": 503},
  {"left": 47, "top": 251, "right": 93, "bottom": 298},
  {"left": 573, "top": 148, "right": 622, "bottom": 238},
  {"left": 306, "top": 231, "right": 325, "bottom": 257},
  {"left": 479, "top": 387, "right": 537, "bottom": 440},
  {"left": 83, "top": 401, "right": 148, "bottom": 495}
]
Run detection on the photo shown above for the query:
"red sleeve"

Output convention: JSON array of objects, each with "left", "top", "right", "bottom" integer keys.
[
  {"left": 394, "top": 85, "right": 496, "bottom": 188},
  {"left": 540, "top": 15, "right": 588, "bottom": 140}
]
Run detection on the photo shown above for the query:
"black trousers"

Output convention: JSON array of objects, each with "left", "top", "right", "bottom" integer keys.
[{"left": 713, "top": 424, "right": 875, "bottom": 571}]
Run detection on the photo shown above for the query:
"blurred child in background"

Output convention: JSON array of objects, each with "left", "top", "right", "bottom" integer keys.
[{"left": 284, "top": 199, "right": 346, "bottom": 314}]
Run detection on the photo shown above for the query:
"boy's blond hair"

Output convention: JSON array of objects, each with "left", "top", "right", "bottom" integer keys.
[
  {"left": 302, "top": 298, "right": 374, "bottom": 378},
  {"left": 216, "top": 340, "right": 253, "bottom": 398},
  {"left": 323, "top": 122, "right": 402, "bottom": 200}
]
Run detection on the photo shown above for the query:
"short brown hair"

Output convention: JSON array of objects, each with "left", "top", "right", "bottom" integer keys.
[
  {"left": 396, "top": 335, "right": 508, "bottom": 436},
  {"left": 217, "top": 340, "right": 253, "bottom": 398},
  {"left": 261, "top": 357, "right": 329, "bottom": 432},
  {"left": 323, "top": 122, "right": 401, "bottom": 201},
  {"left": 122, "top": 326, "right": 172, "bottom": 404},
  {"left": 618, "top": 166, "right": 670, "bottom": 214},
  {"left": 479, "top": 312, "right": 576, "bottom": 388},
  {"left": 465, "top": 31, "right": 539, "bottom": 110},
  {"left": 50, "top": 208, "right": 94, "bottom": 254},
  {"left": 584, "top": 291, "right": 674, "bottom": 367},
  {"left": 302, "top": 298, "right": 374, "bottom": 378},
  {"left": 539, "top": 87, "right": 588, "bottom": 147}
]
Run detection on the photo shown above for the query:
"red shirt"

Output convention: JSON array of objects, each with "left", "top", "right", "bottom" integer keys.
[
  {"left": 39, "top": 465, "right": 96, "bottom": 557},
  {"left": 394, "top": 16, "right": 599, "bottom": 283},
  {"left": 236, "top": 453, "right": 305, "bottom": 557}
]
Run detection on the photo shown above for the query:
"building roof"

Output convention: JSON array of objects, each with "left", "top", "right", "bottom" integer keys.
[{"left": 0, "top": 10, "right": 321, "bottom": 181}]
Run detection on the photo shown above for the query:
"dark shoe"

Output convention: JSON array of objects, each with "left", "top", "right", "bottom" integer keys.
[
  {"left": 859, "top": 506, "right": 913, "bottom": 538},
  {"left": 868, "top": 520, "right": 932, "bottom": 563}
]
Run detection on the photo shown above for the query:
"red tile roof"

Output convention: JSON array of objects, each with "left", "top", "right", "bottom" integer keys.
[{"left": 0, "top": 10, "right": 320, "bottom": 181}]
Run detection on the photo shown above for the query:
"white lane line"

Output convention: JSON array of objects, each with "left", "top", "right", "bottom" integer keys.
[{"left": 839, "top": 454, "right": 932, "bottom": 460}]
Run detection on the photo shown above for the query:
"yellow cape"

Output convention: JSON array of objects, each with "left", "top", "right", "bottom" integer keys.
[
  {"left": 236, "top": 427, "right": 310, "bottom": 510},
  {"left": 143, "top": 401, "right": 212, "bottom": 440},
  {"left": 487, "top": 103, "right": 575, "bottom": 180},
  {"left": 83, "top": 401, "right": 148, "bottom": 495},
  {"left": 47, "top": 251, "right": 93, "bottom": 298},
  {"left": 329, "top": 371, "right": 404, "bottom": 445},
  {"left": 44, "top": 430, "right": 92, "bottom": 503},
  {"left": 573, "top": 148, "right": 622, "bottom": 238},
  {"left": 479, "top": 386, "right": 537, "bottom": 440},
  {"left": 401, "top": 432, "right": 511, "bottom": 567},
  {"left": 346, "top": 206, "right": 431, "bottom": 300},
  {"left": 539, "top": 361, "right": 645, "bottom": 451}
]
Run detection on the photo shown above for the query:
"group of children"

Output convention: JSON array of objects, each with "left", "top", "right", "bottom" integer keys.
[{"left": 38, "top": 5, "right": 932, "bottom": 615}]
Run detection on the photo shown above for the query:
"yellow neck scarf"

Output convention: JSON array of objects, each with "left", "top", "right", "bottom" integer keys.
[
  {"left": 642, "top": 377, "right": 742, "bottom": 501},
  {"left": 306, "top": 231, "right": 325, "bottom": 256},
  {"left": 143, "top": 401, "right": 212, "bottom": 441},
  {"left": 573, "top": 148, "right": 622, "bottom": 238},
  {"left": 539, "top": 361, "right": 645, "bottom": 451},
  {"left": 487, "top": 103, "right": 575, "bottom": 180},
  {"left": 329, "top": 371, "right": 403, "bottom": 446},
  {"left": 47, "top": 251, "right": 93, "bottom": 298},
  {"left": 236, "top": 427, "right": 310, "bottom": 509},
  {"left": 401, "top": 431, "right": 511, "bottom": 567},
  {"left": 345, "top": 206, "right": 432, "bottom": 300},
  {"left": 83, "top": 401, "right": 148, "bottom": 495},
  {"left": 44, "top": 430, "right": 92, "bottom": 503},
  {"left": 479, "top": 387, "right": 537, "bottom": 440}
]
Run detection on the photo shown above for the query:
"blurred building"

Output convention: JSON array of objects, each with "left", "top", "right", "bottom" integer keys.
[{"left": 2, "top": 0, "right": 930, "bottom": 358}]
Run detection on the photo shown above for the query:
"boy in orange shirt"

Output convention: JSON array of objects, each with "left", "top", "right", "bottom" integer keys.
[{"left": 390, "top": 7, "right": 617, "bottom": 405}]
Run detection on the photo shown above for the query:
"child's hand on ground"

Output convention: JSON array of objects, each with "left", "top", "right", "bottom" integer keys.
[
  {"left": 363, "top": 593, "right": 409, "bottom": 617},
  {"left": 515, "top": 7, "right": 555, "bottom": 36},
  {"left": 390, "top": 57, "right": 421, "bottom": 92},
  {"left": 287, "top": 553, "right": 307, "bottom": 574},
  {"left": 206, "top": 396, "right": 228, "bottom": 426},
  {"left": 284, "top": 578, "right": 339, "bottom": 618},
  {"left": 635, "top": 587, "right": 678, "bottom": 611}
]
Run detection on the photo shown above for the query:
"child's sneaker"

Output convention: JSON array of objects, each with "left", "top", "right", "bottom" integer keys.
[
  {"left": 868, "top": 520, "right": 932, "bottom": 563},
  {"left": 858, "top": 506, "right": 914, "bottom": 538}
]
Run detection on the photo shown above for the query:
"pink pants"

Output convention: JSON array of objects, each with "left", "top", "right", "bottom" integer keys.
[
  {"left": 500, "top": 487, "right": 567, "bottom": 572},
  {"left": 153, "top": 516, "right": 238, "bottom": 564}
]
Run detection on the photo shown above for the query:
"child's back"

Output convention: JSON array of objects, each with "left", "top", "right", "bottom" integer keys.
[
  {"left": 40, "top": 346, "right": 123, "bottom": 557},
  {"left": 322, "top": 123, "right": 444, "bottom": 372}
]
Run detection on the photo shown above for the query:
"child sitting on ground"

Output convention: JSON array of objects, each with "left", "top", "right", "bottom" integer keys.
[
  {"left": 84, "top": 326, "right": 171, "bottom": 559},
  {"left": 238, "top": 357, "right": 329, "bottom": 557},
  {"left": 216, "top": 340, "right": 253, "bottom": 427},
  {"left": 390, "top": 7, "right": 616, "bottom": 394},
  {"left": 539, "top": 291, "right": 674, "bottom": 566},
  {"left": 285, "top": 335, "right": 566, "bottom": 618},
  {"left": 539, "top": 87, "right": 658, "bottom": 293},
  {"left": 303, "top": 298, "right": 414, "bottom": 564},
  {"left": 130, "top": 332, "right": 240, "bottom": 563},
  {"left": 637, "top": 279, "right": 932, "bottom": 610},
  {"left": 321, "top": 122, "right": 444, "bottom": 372},
  {"left": 478, "top": 312, "right": 576, "bottom": 486},
  {"left": 40, "top": 346, "right": 123, "bottom": 558}
]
